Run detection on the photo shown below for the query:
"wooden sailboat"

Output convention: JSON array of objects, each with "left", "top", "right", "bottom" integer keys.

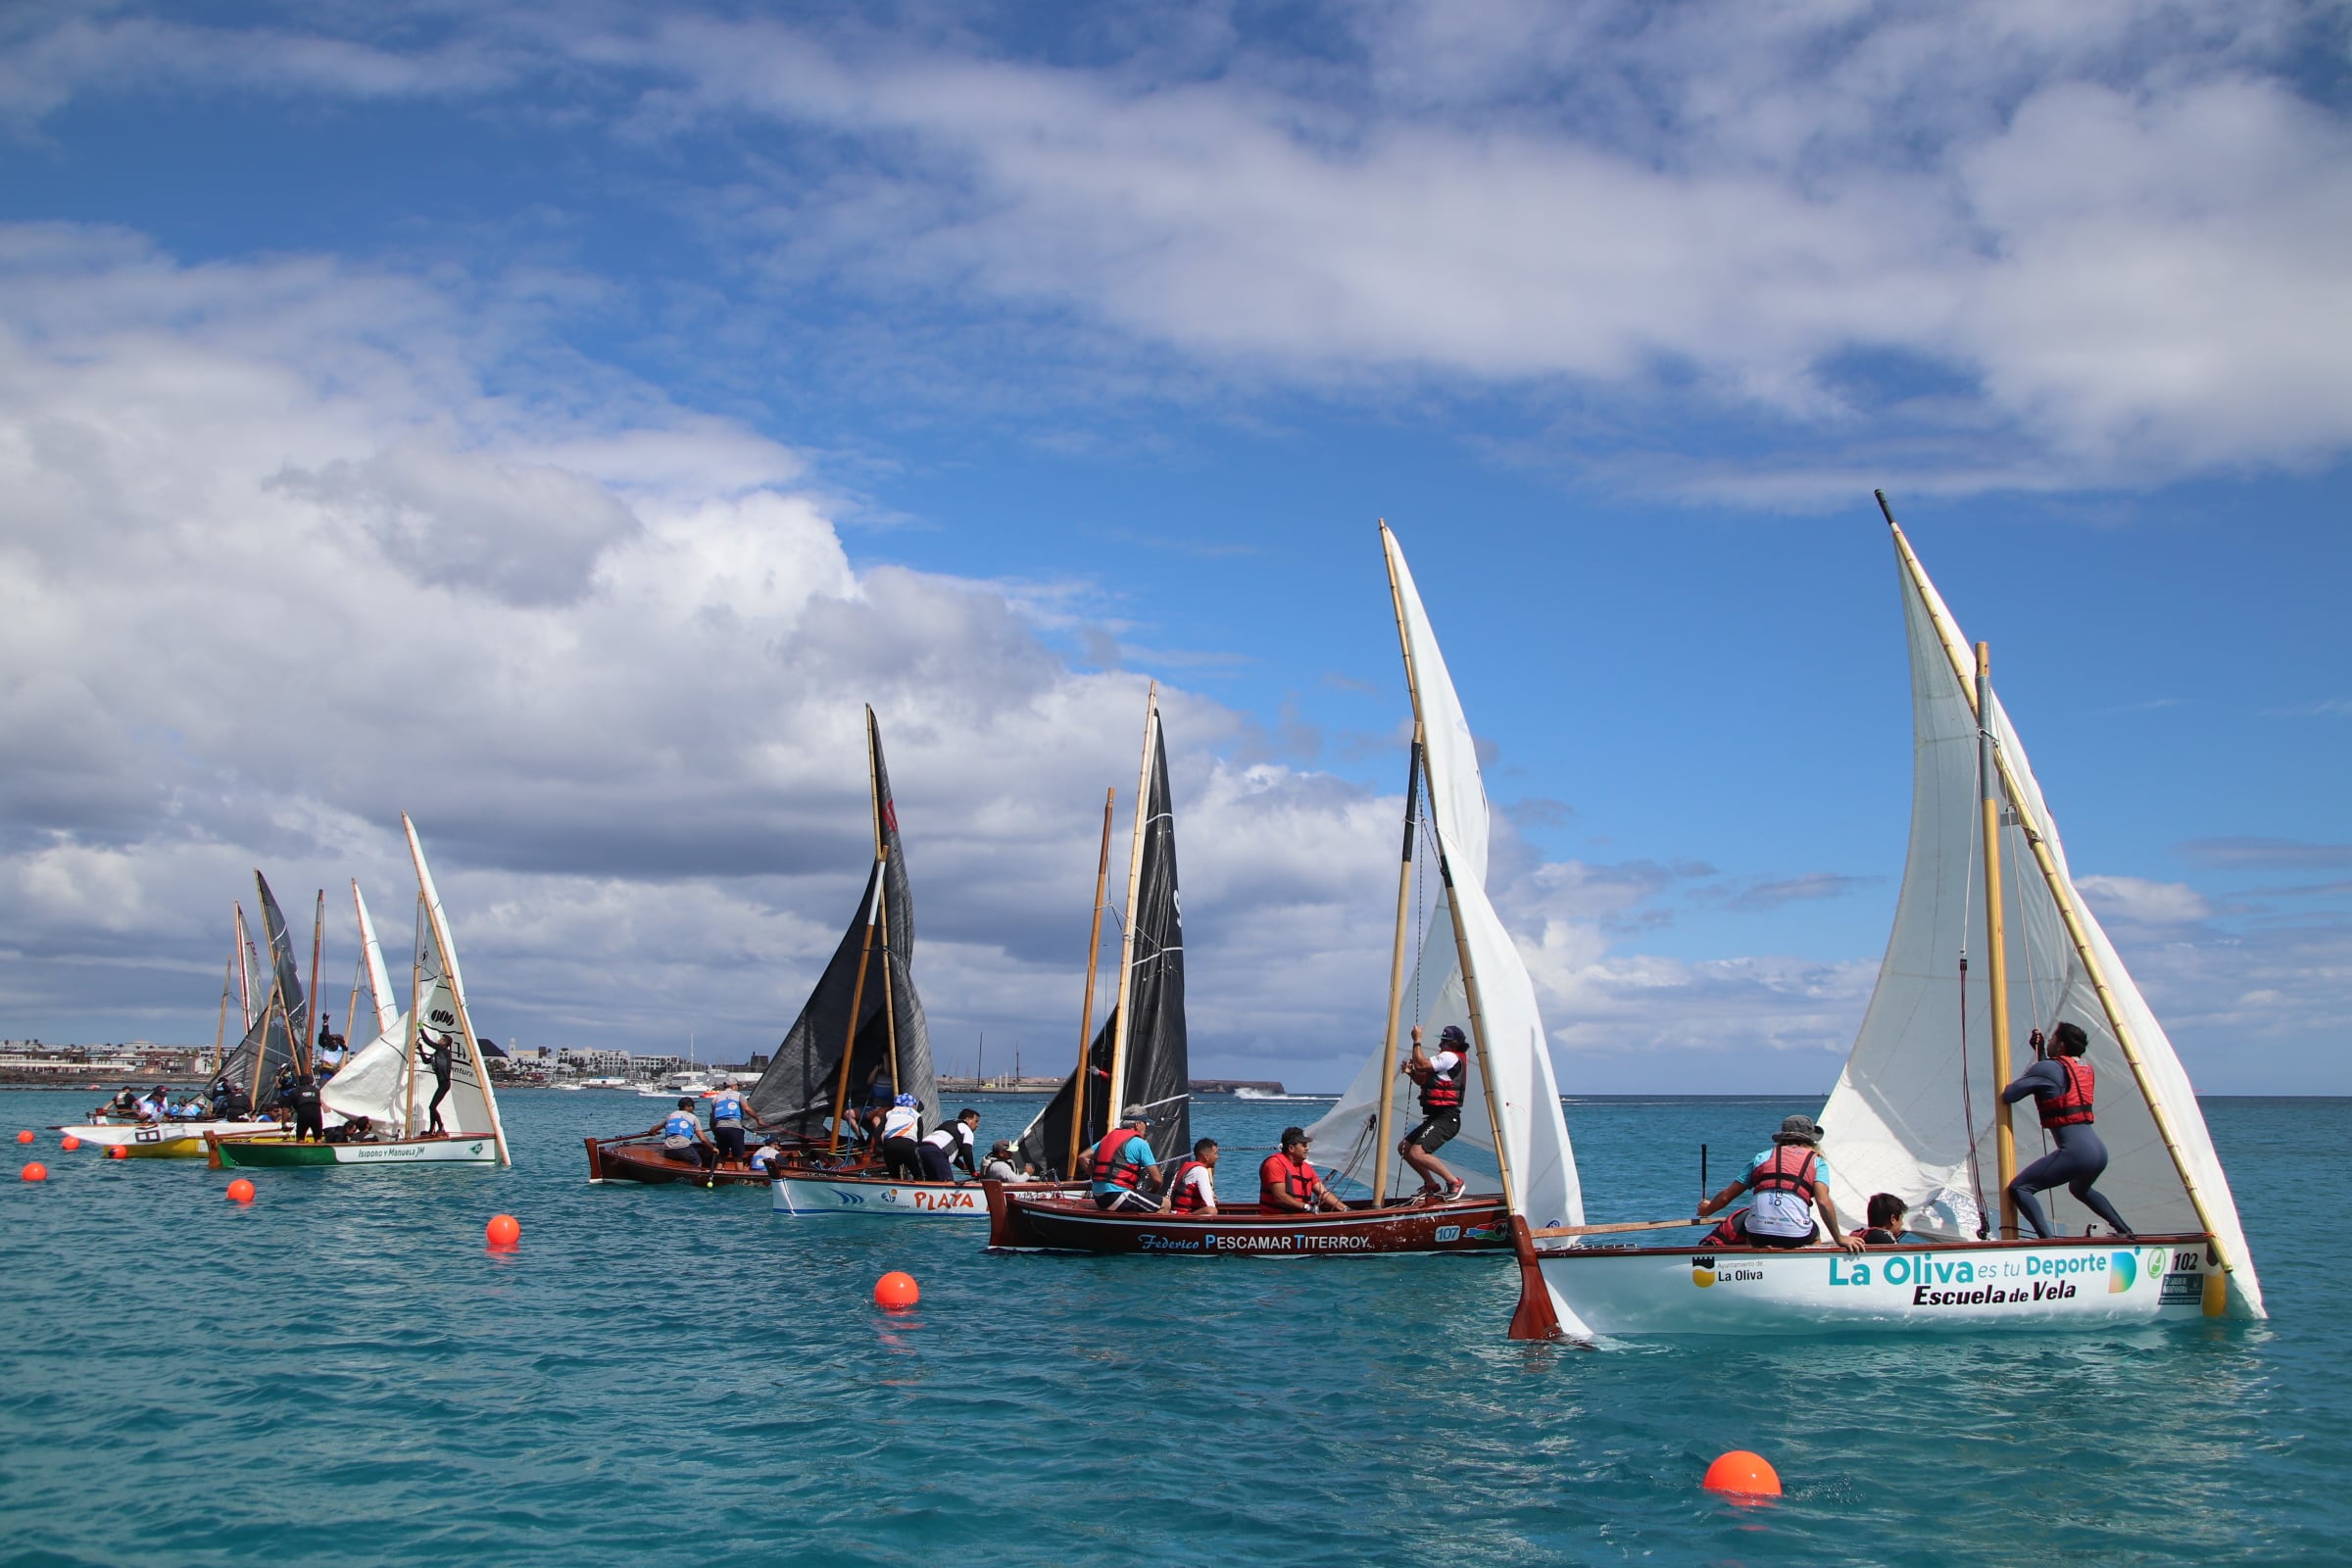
[
  {"left": 1505, "top": 494, "right": 2265, "bottom": 1339},
  {"left": 989, "top": 527, "right": 1567, "bottom": 1255},
  {"left": 211, "top": 817, "right": 511, "bottom": 1169}
]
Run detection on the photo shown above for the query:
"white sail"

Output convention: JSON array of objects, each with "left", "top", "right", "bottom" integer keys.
[
  {"left": 319, "top": 1001, "right": 413, "bottom": 1127},
  {"left": 404, "top": 813, "right": 510, "bottom": 1165},
  {"left": 1817, "top": 524, "right": 2262, "bottom": 1315},
  {"left": 1385, "top": 525, "right": 1582, "bottom": 1232},
  {"left": 352, "top": 881, "right": 399, "bottom": 1039}
]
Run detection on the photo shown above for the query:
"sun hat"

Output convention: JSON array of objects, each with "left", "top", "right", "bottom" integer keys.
[{"left": 1773, "top": 1113, "right": 1825, "bottom": 1145}]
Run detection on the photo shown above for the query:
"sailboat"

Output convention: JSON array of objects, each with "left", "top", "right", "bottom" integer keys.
[
  {"left": 211, "top": 817, "right": 512, "bottom": 1169},
  {"left": 1504, "top": 494, "right": 2264, "bottom": 1338},
  {"left": 988, "top": 528, "right": 1573, "bottom": 1255},
  {"left": 56, "top": 900, "right": 286, "bottom": 1157}
]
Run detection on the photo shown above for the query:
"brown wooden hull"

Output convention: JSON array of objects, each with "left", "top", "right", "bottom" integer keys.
[
  {"left": 984, "top": 1180, "right": 1511, "bottom": 1255},
  {"left": 584, "top": 1133, "right": 864, "bottom": 1188}
]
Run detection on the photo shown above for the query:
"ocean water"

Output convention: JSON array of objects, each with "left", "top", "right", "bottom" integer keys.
[{"left": 1, "top": 1090, "right": 2343, "bottom": 1567}]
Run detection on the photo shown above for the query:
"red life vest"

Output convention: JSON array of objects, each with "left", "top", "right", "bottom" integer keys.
[
  {"left": 1259, "top": 1152, "right": 1319, "bottom": 1205},
  {"left": 1166, "top": 1157, "right": 1208, "bottom": 1212},
  {"left": 1418, "top": 1051, "right": 1465, "bottom": 1114},
  {"left": 2039, "top": 1056, "right": 2095, "bottom": 1129},
  {"left": 1094, "top": 1127, "right": 1148, "bottom": 1190},
  {"left": 1747, "top": 1144, "right": 1819, "bottom": 1201}
]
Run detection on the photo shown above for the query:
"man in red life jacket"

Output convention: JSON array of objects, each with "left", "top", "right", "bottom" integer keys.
[
  {"left": 1999, "top": 1022, "right": 2133, "bottom": 1239},
  {"left": 1260, "top": 1127, "right": 1345, "bottom": 1212},
  {"left": 1398, "top": 1023, "right": 1471, "bottom": 1203},
  {"left": 1160, "top": 1138, "right": 1220, "bottom": 1215},
  {"left": 1089, "top": 1105, "right": 1162, "bottom": 1212},
  {"left": 1693, "top": 1114, "right": 1863, "bottom": 1253}
]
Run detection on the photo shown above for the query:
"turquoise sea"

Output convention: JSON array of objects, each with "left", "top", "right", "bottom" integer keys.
[{"left": 2, "top": 1089, "right": 2343, "bottom": 1567}]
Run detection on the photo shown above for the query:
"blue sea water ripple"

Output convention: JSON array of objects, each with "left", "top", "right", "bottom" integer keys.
[{"left": 1, "top": 1091, "right": 2343, "bottom": 1566}]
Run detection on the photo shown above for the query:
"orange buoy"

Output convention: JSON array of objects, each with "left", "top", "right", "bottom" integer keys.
[
  {"left": 21, "top": 1162, "right": 48, "bottom": 1182},
  {"left": 486, "top": 1213, "right": 521, "bottom": 1249},
  {"left": 1702, "top": 1450, "right": 1782, "bottom": 1498},
  {"left": 226, "top": 1178, "right": 256, "bottom": 1204},
  {"left": 108, "top": 1145, "right": 128, "bottom": 1159},
  {"left": 873, "top": 1270, "right": 920, "bottom": 1308},
  {"left": 15, "top": 1130, "right": 31, "bottom": 1144},
  {"left": 60, "top": 1136, "right": 81, "bottom": 1152}
]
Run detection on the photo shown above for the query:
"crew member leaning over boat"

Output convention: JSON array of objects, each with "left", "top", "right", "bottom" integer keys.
[{"left": 1693, "top": 1114, "right": 1863, "bottom": 1254}]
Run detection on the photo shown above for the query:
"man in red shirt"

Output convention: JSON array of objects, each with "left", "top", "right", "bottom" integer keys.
[{"left": 1259, "top": 1127, "right": 1346, "bottom": 1212}]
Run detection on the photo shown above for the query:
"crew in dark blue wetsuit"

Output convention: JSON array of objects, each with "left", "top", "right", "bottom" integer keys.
[{"left": 2001, "top": 1022, "right": 2133, "bottom": 1239}]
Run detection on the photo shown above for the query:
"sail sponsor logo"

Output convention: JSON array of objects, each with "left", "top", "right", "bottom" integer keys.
[
  {"left": 1198, "top": 1231, "right": 1373, "bottom": 1252},
  {"left": 907, "top": 1188, "right": 981, "bottom": 1211}
]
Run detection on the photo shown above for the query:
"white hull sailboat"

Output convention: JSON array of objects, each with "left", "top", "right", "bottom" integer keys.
[{"left": 1507, "top": 494, "right": 2263, "bottom": 1340}]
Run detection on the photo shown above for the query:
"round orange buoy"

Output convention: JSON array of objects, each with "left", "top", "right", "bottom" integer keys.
[
  {"left": 60, "top": 1136, "right": 81, "bottom": 1152},
  {"left": 21, "top": 1161, "right": 48, "bottom": 1182},
  {"left": 486, "top": 1213, "right": 520, "bottom": 1249},
  {"left": 873, "top": 1270, "right": 919, "bottom": 1308},
  {"left": 15, "top": 1130, "right": 31, "bottom": 1144},
  {"left": 226, "top": 1178, "right": 256, "bottom": 1204},
  {"left": 108, "top": 1145, "right": 127, "bottom": 1160},
  {"left": 1702, "top": 1450, "right": 1782, "bottom": 1498}
]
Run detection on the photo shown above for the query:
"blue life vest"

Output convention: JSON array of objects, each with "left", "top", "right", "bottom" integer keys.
[
  {"left": 710, "top": 1093, "right": 744, "bottom": 1125},
  {"left": 662, "top": 1111, "right": 698, "bottom": 1142}
]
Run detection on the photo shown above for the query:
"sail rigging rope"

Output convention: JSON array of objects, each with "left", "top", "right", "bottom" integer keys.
[{"left": 1959, "top": 720, "right": 1990, "bottom": 1238}]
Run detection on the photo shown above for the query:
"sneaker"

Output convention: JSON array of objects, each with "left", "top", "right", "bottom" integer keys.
[{"left": 1444, "top": 1178, "right": 1469, "bottom": 1202}]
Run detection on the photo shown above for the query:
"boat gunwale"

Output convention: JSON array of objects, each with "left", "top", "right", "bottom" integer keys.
[{"left": 1533, "top": 1229, "right": 2213, "bottom": 1262}]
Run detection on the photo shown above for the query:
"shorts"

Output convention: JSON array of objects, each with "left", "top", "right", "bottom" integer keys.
[
  {"left": 1094, "top": 1188, "right": 1153, "bottom": 1212},
  {"left": 713, "top": 1125, "right": 746, "bottom": 1160},
  {"left": 1403, "top": 1110, "right": 1462, "bottom": 1154}
]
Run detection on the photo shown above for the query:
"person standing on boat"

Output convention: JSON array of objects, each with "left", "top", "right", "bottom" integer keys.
[
  {"left": 1161, "top": 1138, "right": 1220, "bottom": 1216},
  {"left": 286, "top": 1070, "right": 324, "bottom": 1143},
  {"left": 2001, "top": 1023, "right": 2134, "bottom": 1239},
  {"left": 879, "top": 1093, "right": 925, "bottom": 1179},
  {"left": 1260, "top": 1127, "right": 1346, "bottom": 1213},
  {"left": 705, "top": 1079, "right": 761, "bottom": 1169},
  {"left": 1694, "top": 1115, "right": 1863, "bottom": 1253},
  {"left": 419, "top": 1029, "right": 457, "bottom": 1136},
  {"left": 1397, "top": 1023, "right": 1472, "bottom": 1202},
  {"left": 1090, "top": 1106, "right": 1163, "bottom": 1211},
  {"left": 919, "top": 1108, "right": 982, "bottom": 1183}
]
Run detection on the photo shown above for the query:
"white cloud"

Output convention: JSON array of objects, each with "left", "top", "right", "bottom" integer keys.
[{"left": 2077, "top": 874, "right": 2216, "bottom": 927}]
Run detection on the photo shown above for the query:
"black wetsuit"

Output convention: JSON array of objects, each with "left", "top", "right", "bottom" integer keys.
[
  {"left": 2001, "top": 1058, "right": 2132, "bottom": 1239},
  {"left": 288, "top": 1075, "right": 323, "bottom": 1142},
  {"left": 423, "top": 1039, "right": 455, "bottom": 1134}
]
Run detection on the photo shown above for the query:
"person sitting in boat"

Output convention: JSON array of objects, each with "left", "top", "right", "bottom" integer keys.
[
  {"left": 1161, "top": 1138, "right": 1219, "bottom": 1216},
  {"left": 919, "top": 1108, "right": 983, "bottom": 1183},
  {"left": 1260, "top": 1127, "right": 1346, "bottom": 1213},
  {"left": 1090, "top": 1106, "right": 1164, "bottom": 1211},
  {"left": 651, "top": 1097, "right": 718, "bottom": 1177},
  {"left": 1848, "top": 1193, "right": 1910, "bottom": 1246},
  {"left": 169, "top": 1094, "right": 208, "bottom": 1120},
  {"left": 209, "top": 1074, "right": 252, "bottom": 1120},
  {"left": 95, "top": 1087, "right": 139, "bottom": 1121},
  {"left": 1693, "top": 1115, "right": 1863, "bottom": 1253},
  {"left": 979, "top": 1140, "right": 1033, "bottom": 1182},
  {"left": 879, "top": 1094, "right": 925, "bottom": 1180},
  {"left": 2000, "top": 1023, "right": 2135, "bottom": 1240},
  {"left": 1397, "top": 1023, "right": 1473, "bottom": 1203},
  {"left": 749, "top": 1140, "right": 787, "bottom": 1176},
  {"left": 134, "top": 1085, "right": 173, "bottom": 1122},
  {"left": 323, "top": 1114, "right": 373, "bottom": 1145},
  {"left": 705, "top": 1078, "right": 763, "bottom": 1168}
]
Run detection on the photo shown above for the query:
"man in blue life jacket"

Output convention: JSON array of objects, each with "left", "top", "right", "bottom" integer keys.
[
  {"left": 878, "top": 1093, "right": 925, "bottom": 1179},
  {"left": 2001, "top": 1022, "right": 2134, "bottom": 1239},
  {"left": 1694, "top": 1114, "right": 1864, "bottom": 1253},
  {"left": 647, "top": 1096, "right": 716, "bottom": 1180},
  {"left": 1398, "top": 1023, "right": 1472, "bottom": 1202},
  {"left": 1089, "top": 1106, "right": 1161, "bottom": 1211},
  {"left": 704, "top": 1078, "right": 765, "bottom": 1170}
]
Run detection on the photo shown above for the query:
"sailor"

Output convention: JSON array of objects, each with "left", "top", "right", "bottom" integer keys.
[
  {"left": 2001, "top": 1023, "right": 2134, "bottom": 1239},
  {"left": 878, "top": 1093, "right": 925, "bottom": 1180},
  {"left": 1089, "top": 1106, "right": 1162, "bottom": 1211},
  {"left": 1848, "top": 1194, "right": 1909, "bottom": 1246},
  {"left": 652, "top": 1096, "right": 717, "bottom": 1178},
  {"left": 96, "top": 1087, "right": 138, "bottom": 1121},
  {"left": 1398, "top": 1023, "right": 1472, "bottom": 1202},
  {"left": 1161, "top": 1138, "right": 1220, "bottom": 1216},
  {"left": 1693, "top": 1114, "right": 1863, "bottom": 1253},
  {"left": 419, "top": 1030, "right": 456, "bottom": 1136},
  {"left": 315, "top": 1021, "right": 346, "bottom": 1079},
  {"left": 705, "top": 1078, "right": 760, "bottom": 1168},
  {"left": 1259, "top": 1127, "right": 1345, "bottom": 1213},
  {"left": 749, "top": 1140, "right": 787, "bottom": 1176},
  {"left": 324, "top": 1114, "right": 372, "bottom": 1145},
  {"left": 286, "top": 1070, "right": 324, "bottom": 1143},
  {"left": 135, "top": 1085, "right": 172, "bottom": 1123},
  {"left": 918, "top": 1108, "right": 982, "bottom": 1183},
  {"left": 217, "top": 1076, "right": 253, "bottom": 1120},
  {"left": 979, "top": 1140, "right": 1032, "bottom": 1183}
]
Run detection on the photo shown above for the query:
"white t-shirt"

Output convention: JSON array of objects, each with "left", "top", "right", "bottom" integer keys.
[
  {"left": 1174, "top": 1162, "right": 1216, "bottom": 1205},
  {"left": 923, "top": 1123, "right": 972, "bottom": 1154},
  {"left": 881, "top": 1104, "right": 920, "bottom": 1140},
  {"left": 1430, "top": 1050, "right": 1463, "bottom": 1080}
]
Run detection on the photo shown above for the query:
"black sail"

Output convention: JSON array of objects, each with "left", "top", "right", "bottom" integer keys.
[
  {"left": 1019, "top": 709, "right": 1191, "bottom": 1178},
  {"left": 748, "top": 710, "right": 937, "bottom": 1138},
  {"left": 223, "top": 870, "right": 306, "bottom": 1096}
]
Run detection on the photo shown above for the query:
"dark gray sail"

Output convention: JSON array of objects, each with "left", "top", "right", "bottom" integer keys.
[
  {"left": 1018, "top": 712, "right": 1190, "bottom": 1178},
  {"left": 747, "top": 710, "right": 937, "bottom": 1138},
  {"left": 223, "top": 870, "right": 306, "bottom": 1099}
]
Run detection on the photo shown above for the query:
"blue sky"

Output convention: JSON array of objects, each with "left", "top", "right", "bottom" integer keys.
[{"left": 1, "top": 1, "right": 2346, "bottom": 1093}]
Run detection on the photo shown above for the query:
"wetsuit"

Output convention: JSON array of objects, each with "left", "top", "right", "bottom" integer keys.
[
  {"left": 288, "top": 1075, "right": 323, "bottom": 1142},
  {"left": 422, "top": 1038, "right": 455, "bottom": 1135},
  {"left": 2001, "top": 1057, "right": 2132, "bottom": 1239}
]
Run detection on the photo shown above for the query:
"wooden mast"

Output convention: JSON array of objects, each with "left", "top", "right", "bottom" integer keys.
[
  {"left": 304, "top": 889, "right": 324, "bottom": 1075},
  {"left": 1381, "top": 523, "right": 1517, "bottom": 1213},
  {"left": 213, "top": 921, "right": 236, "bottom": 1075},
  {"left": 1103, "top": 686, "right": 1157, "bottom": 1124},
  {"left": 403, "top": 814, "right": 510, "bottom": 1165},
  {"left": 827, "top": 710, "right": 890, "bottom": 1152},
  {"left": 869, "top": 710, "right": 903, "bottom": 1098},
  {"left": 1976, "top": 642, "right": 2020, "bottom": 1237},
  {"left": 1880, "top": 492, "right": 2242, "bottom": 1292},
  {"left": 1068, "top": 786, "right": 1116, "bottom": 1177},
  {"left": 344, "top": 881, "right": 367, "bottom": 1050},
  {"left": 1370, "top": 734, "right": 1425, "bottom": 1205},
  {"left": 399, "top": 891, "right": 423, "bottom": 1140}
]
